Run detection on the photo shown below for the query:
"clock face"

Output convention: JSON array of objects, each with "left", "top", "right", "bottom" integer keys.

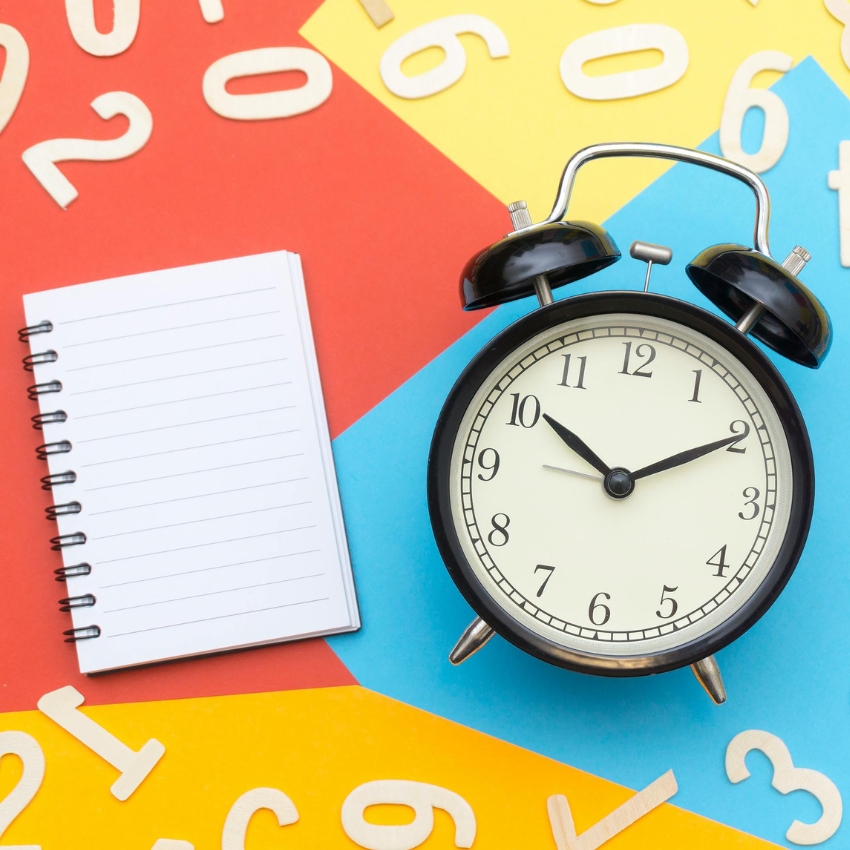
[{"left": 431, "top": 295, "right": 813, "bottom": 672}]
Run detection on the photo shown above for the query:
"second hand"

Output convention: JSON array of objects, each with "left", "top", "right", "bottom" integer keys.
[{"left": 543, "top": 464, "right": 603, "bottom": 482}]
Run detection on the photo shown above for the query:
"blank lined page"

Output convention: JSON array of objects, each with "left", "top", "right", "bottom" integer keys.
[{"left": 24, "top": 252, "right": 358, "bottom": 673}]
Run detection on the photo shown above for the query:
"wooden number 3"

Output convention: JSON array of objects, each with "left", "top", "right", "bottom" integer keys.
[{"left": 726, "top": 730, "right": 842, "bottom": 845}]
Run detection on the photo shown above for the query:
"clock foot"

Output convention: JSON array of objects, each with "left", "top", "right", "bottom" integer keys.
[
  {"left": 449, "top": 617, "right": 495, "bottom": 666},
  {"left": 691, "top": 656, "right": 727, "bottom": 705}
]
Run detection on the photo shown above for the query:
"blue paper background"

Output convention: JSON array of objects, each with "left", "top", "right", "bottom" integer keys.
[{"left": 331, "top": 58, "right": 849, "bottom": 847}]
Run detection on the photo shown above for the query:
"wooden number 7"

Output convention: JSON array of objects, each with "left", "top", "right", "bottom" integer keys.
[
  {"left": 22, "top": 92, "right": 153, "bottom": 209},
  {"left": 548, "top": 770, "right": 677, "bottom": 850}
]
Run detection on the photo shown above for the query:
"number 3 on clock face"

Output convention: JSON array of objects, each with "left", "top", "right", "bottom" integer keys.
[{"left": 428, "top": 293, "right": 814, "bottom": 675}]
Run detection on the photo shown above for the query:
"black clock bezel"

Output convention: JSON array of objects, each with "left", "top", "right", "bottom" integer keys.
[{"left": 427, "top": 291, "right": 814, "bottom": 676}]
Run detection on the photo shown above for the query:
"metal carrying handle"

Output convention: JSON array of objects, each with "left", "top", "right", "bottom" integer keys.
[{"left": 516, "top": 143, "right": 773, "bottom": 259}]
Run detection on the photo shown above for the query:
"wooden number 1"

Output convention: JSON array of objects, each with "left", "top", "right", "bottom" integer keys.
[
  {"left": 37, "top": 686, "right": 165, "bottom": 801},
  {"left": 548, "top": 770, "right": 677, "bottom": 850}
]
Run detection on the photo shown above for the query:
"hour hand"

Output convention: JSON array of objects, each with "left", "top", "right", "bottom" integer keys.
[{"left": 542, "top": 414, "right": 611, "bottom": 477}]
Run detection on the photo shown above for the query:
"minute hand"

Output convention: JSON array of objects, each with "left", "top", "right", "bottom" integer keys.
[{"left": 630, "top": 434, "right": 741, "bottom": 481}]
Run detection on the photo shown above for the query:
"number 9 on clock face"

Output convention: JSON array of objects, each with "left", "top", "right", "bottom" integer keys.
[{"left": 428, "top": 294, "right": 814, "bottom": 675}]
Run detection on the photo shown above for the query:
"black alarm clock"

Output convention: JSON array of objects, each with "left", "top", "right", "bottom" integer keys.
[{"left": 427, "top": 143, "right": 831, "bottom": 704}]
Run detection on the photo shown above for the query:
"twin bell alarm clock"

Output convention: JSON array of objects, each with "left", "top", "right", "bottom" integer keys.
[{"left": 427, "top": 143, "right": 831, "bottom": 704}]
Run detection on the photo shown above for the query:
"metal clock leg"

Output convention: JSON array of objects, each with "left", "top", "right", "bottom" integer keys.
[
  {"left": 691, "top": 656, "right": 727, "bottom": 705},
  {"left": 449, "top": 617, "right": 496, "bottom": 665}
]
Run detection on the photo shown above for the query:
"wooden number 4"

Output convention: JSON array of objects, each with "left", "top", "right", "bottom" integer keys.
[
  {"left": 37, "top": 686, "right": 165, "bottom": 801},
  {"left": 548, "top": 770, "right": 678, "bottom": 850}
]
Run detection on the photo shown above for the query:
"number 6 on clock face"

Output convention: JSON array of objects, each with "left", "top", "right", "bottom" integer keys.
[{"left": 429, "top": 294, "right": 813, "bottom": 675}]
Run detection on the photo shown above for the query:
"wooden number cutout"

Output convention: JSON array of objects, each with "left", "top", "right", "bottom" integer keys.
[
  {"left": 198, "top": 0, "right": 224, "bottom": 24},
  {"left": 0, "top": 24, "right": 28, "bottom": 136},
  {"left": 21, "top": 91, "right": 153, "bottom": 209},
  {"left": 222, "top": 788, "right": 298, "bottom": 850},
  {"left": 726, "top": 730, "right": 842, "bottom": 845},
  {"left": 37, "top": 686, "right": 164, "bottom": 801},
  {"left": 828, "top": 141, "right": 850, "bottom": 266},
  {"left": 719, "top": 51, "right": 792, "bottom": 173},
  {"left": 358, "top": 0, "right": 394, "bottom": 28},
  {"left": 0, "top": 731, "right": 45, "bottom": 850},
  {"left": 341, "top": 780, "right": 476, "bottom": 850},
  {"left": 203, "top": 47, "right": 332, "bottom": 121},
  {"left": 65, "top": 0, "right": 140, "bottom": 57},
  {"left": 825, "top": 0, "right": 850, "bottom": 70},
  {"left": 379, "top": 15, "right": 509, "bottom": 100},
  {"left": 152, "top": 843, "right": 193, "bottom": 850},
  {"left": 559, "top": 24, "right": 688, "bottom": 101},
  {"left": 548, "top": 770, "right": 677, "bottom": 850}
]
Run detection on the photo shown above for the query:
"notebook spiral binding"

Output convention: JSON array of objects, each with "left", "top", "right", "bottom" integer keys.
[{"left": 20, "top": 320, "right": 100, "bottom": 642}]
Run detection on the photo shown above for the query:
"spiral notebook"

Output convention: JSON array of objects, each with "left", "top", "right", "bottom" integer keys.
[{"left": 22, "top": 251, "right": 359, "bottom": 674}]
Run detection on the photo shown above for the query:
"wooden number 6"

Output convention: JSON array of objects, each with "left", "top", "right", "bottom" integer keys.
[
  {"left": 726, "top": 730, "right": 842, "bottom": 845},
  {"left": 0, "top": 25, "right": 28, "bottom": 136},
  {"left": 342, "top": 780, "right": 476, "bottom": 850},
  {"left": 719, "top": 51, "right": 792, "bottom": 174},
  {"left": 22, "top": 91, "right": 153, "bottom": 209},
  {"left": 65, "top": 0, "right": 140, "bottom": 57},
  {"left": 0, "top": 731, "right": 45, "bottom": 850},
  {"left": 221, "top": 788, "right": 298, "bottom": 850}
]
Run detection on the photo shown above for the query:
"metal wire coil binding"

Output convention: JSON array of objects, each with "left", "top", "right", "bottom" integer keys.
[
  {"left": 54, "top": 563, "right": 91, "bottom": 582},
  {"left": 18, "top": 321, "right": 53, "bottom": 342},
  {"left": 23, "top": 350, "right": 58, "bottom": 371},
  {"left": 36, "top": 440, "right": 71, "bottom": 460},
  {"left": 41, "top": 471, "right": 77, "bottom": 490},
  {"left": 64, "top": 625, "right": 100, "bottom": 642},
  {"left": 46, "top": 501, "right": 82, "bottom": 521},
  {"left": 51, "top": 532, "right": 86, "bottom": 550},
  {"left": 28, "top": 380, "right": 62, "bottom": 400},
  {"left": 32, "top": 411, "right": 68, "bottom": 430},
  {"left": 59, "top": 594, "right": 96, "bottom": 612}
]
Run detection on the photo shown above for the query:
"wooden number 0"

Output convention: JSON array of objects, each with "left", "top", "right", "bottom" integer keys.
[
  {"left": 0, "top": 25, "right": 28, "bottom": 136},
  {"left": 22, "top": 91, "right": 153, "bottom": 209},
  {"left": 65, "top": 0, "right": 140, "bottom": 57},
  {"left": 0, "top": 731, "right": 45, "bottom": 850},
  {"left": 221, "top": 788, "right": 298, "bottom": 850},
  {"left": 726, "top": 730, "right": 842, "bottom": 845}
]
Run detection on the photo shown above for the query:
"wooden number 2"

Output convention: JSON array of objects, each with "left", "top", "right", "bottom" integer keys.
[
  {"left": 37, "top": 685, "right": 164, "bottom": 801},
  {"left": 825, "top": 0, "right": 850, "bottom": 70},
  {"left": 221, "top": 788, "right": 298, "bottom": 850},
  {"left": 726, "top": 730, "right": 842, "bottom": 845},
  {"left": 0, "top": 24, "right": 28, "bottom": 136},
  {"left": 341, "top": 780, "right": 476, "bottom": 850},
  {"left": 719, "top": 51, "right": 792, "bottom": 174},
  {"left": 65, "top": 0, "right": 140, "bottom": 57},
  {"left": 379, "top": 15, "right": 509, "bottom": 100},
  {"left": 203, "top": 48, "right": 332, "bottom": 121},
  {"left": 0, "top": 731, "right": 45, "bottom": 850},
  {"left": 21, "top": 91, "right": 153, "bottom": 209},
  {"left": 548, "top": 770, "right": 677, "bottom": 850}
]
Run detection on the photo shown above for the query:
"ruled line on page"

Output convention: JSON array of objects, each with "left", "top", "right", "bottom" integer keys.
[
  {"left": 102, "top": 573, "right": 325, "bottom": 613},
  {"left": 64, "top": 310, "right": 282, "bottom": 347},
  {"left": 76, "top": 383, "right": 291, "bottom": 419},
  {"left": 92, "top": 501, "right": 313, "bottom": 539},
  {"left": 80, "top": 430, "right": 300, "bottom": 467},
  {"left": 69, "top": 358, "right": 288, "bottom": 395},
  {"left": 59, "top": 286, "right": 277, "bottom": 324},
  {"left": 107, "top": 597, "right": 330, "bottom": 638},
  {"left": 97, "top": 526, "right": 318, "bottom": 564},
  {"left": 101, "top": 550, "right": 321, "bottom": 588},
  {"left": 84, "top": 454, "right": 305, "bottom": 490},
  {"left": 77, "top": 406, "right": 295, "bottom": 443},
  {"left": 88, "top": 477, "right": 308, "bottom": 515},
  {"left": 67, "top": 334, "right": 286, "bottom": 372}
]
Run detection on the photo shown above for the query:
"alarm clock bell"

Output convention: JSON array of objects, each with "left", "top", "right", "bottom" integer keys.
[{"left": 444, "top": 142, "right": 831, "bottom": 705}]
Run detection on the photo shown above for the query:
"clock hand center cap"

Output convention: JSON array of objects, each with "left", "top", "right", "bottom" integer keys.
[{"left": 604, "top": 467, "right": 634, "bottom": 499}]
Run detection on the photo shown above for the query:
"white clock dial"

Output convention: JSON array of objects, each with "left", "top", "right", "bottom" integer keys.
[{"left": 449, "top": 311, "right": 793, "bottom": 657}]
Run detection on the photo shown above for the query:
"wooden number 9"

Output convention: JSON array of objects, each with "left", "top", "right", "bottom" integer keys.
[
  {"left": 64, "top": 0, "right": 140, "bottom": 57},
  {"left": 379, "top": 15, "right": 509, "bottom": 100},
  {"left": 726, "top": 730, "right": 842, "bottom": 845},
  {"left": 0, "top": 731, "right": 45, "bottom": 850},
  {"left": 719, "top": 51, "right": 792, "bottom": 174},
  {"left": 341, "top": 780, "right": 476, "bottom": 850}
]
